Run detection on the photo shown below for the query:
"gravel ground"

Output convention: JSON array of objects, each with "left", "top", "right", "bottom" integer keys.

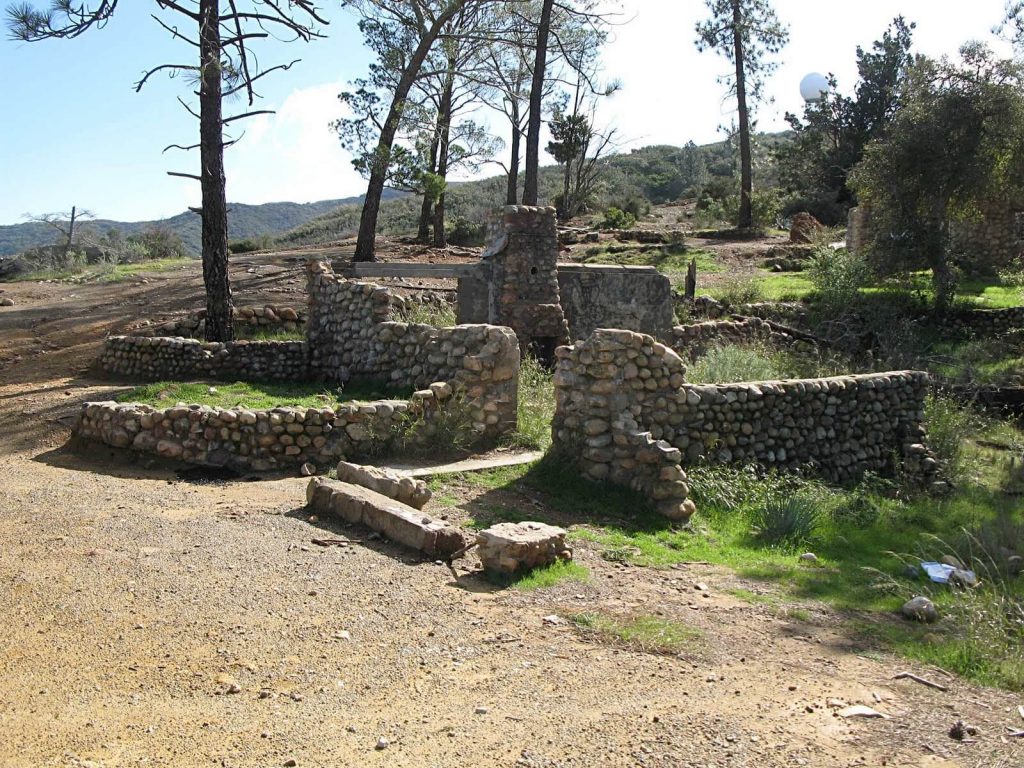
[{"left": 0, "top": 252, "right": 1022, "bottom": 767}]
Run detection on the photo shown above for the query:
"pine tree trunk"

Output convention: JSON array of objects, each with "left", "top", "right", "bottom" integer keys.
[
  {"left": 523, "top": 0, "right": 554, "bottom": 206},
  {"left": 199, "top": 0, "right": 232, "bottom": 341},
  {"left": 732, "top": 0, "right": 754, "bottom": 231},
  {"left": 433, "top": 67, "right": 455, "bottom": 248},
  {"left": 417, "top": 136, "right": 439, "bottom": 243},
  {"left": 506, "top": 107, "right": 521, "bottom": 205}
]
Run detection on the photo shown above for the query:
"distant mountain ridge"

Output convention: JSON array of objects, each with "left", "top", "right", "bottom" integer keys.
[{"left": 0, "top": 192, "right": 404, "bottom": 256}]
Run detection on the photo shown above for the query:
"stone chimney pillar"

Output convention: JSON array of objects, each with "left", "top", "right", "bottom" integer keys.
[{"left": 482, "top": 205, "right": 569, "bottom": 361}]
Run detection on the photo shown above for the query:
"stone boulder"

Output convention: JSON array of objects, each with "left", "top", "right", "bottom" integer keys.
[{"left": 476, "top": 521, "right": 571, "bottom": 575}]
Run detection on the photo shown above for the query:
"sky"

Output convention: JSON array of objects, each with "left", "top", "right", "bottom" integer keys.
[{"left": 0, "top": 0, "right": 1017, "bottom": 225}]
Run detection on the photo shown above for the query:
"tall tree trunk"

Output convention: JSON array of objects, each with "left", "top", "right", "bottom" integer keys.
[
  {"left": 732, "top": 0, "right": 753, "bottom": 230},
  {"left": 417, "top": 135, "right": 440, "bottom": 243},
  {"left": 506, "top": 106, "right": 521, "bottom": 205},
  {"left": 432, "top": 66, "right": 455, "bottom": 248},
  {"left": 199, "top": 0, "right": 232, "bottom": 341},
  {"left": 353, "top": 2, "right": 467, "bottom": 262},
  {"left": 64, "top": 205, "right": 77, "bottom": 260},
  {"left": 523, "top": 0, "right": 554, "bottom": 206}
]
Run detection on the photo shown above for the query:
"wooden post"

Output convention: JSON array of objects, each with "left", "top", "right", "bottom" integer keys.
[{"left": 685, "top": 257, "right": 697, "bottom": 300}]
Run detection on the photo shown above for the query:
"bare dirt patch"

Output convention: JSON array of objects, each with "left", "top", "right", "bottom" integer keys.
[{"left": 0, "top": 252, "right": 1021, "bottom": 767}]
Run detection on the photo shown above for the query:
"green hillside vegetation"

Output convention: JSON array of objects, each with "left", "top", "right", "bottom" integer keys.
[
  {"left": 0, "top": 195, "right": 387, "bottom": 257},
  {"left": 276, "top": 134, "right": 791, "bottom": 248}
]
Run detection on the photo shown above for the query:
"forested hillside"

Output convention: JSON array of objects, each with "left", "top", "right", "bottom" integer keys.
[{"left": 0, "top": 196, "right": 390, "bottom": 256}]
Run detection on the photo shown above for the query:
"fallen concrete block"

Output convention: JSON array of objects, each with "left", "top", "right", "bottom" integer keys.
[
  {"left": 336, "top": 460, "right": 431, "bottom": 509},
  {"left": 476, "top": 521, "right": 571, "bottom": 575},
  {"left": 307, "top": 477, "right": 464, "bottom": 558}
]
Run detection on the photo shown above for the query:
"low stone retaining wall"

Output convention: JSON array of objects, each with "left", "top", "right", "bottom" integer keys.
[
  {"left": 670, "top": 317, "right": 808, "bottom": 360},
  {"left": 552, "top": 329, "right": 944, "bottom": 519},
  {"left": 75, "top": 383, "right": 472, "bottom": 472},
  {"left": 941, "top": 306, "right": 1024, "bottom": 336},
  {"left": 133, "top": 304, "right": 306, "bottom": 338},
  {"left": 99, "top": 337, "right": 310, "bottom": 382}
]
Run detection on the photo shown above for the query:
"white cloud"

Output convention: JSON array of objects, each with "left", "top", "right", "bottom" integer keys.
[{"left": 224, "top": 82, "right": 366, "bottom": 205}]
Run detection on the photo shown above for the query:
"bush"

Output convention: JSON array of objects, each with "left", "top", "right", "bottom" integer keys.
[
  {"left": 924, "top": 394, "right": 986, "bottom": 484},
  {"left": 780, "top": 195, "right": 848, "bottom": 227},
  {"left": 228, "top": 234, "right": 273, "bottom": 254},
  {"left": 446, "top": 216, "right": 487, "bottom": 247},
  {"left": 687, "top": 343, "right": 784, "bottom": 384},
  {"left": 807, "top": 246, "right": 872, "bottom": 313},
  {"left": 714, "top": 276, "right": 766, "bottom": 306},
  {"left": 750, "top": 189, "right": 783, "bottom": 231},
  {"left": 601, "top": 206, "right": 636, "bottom": 230},
  {"left": 131, "top": 227, "right": 187, "bottom": 260},
  {"left": 748, "top": 494, "right": 823, "bottom": 547}
]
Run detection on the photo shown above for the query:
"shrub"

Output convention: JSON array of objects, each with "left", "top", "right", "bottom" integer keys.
[
  {"left": 601, "top": 206, "right": 636, "bottom": 230},
  {"left": 750, "top": 188, "right": 783, "bottom": 231},
  {"left": 228, "top": 234, "right": 273, "bottom": 254},
  {"left": 748, "top": 494, "right": 822, "bottom": 547},
  {"left": 130, "top": 227, "right": 188, "bottom": 260},
  {"left": 713, "top": 276, "right": 766, "bottom": 306},
  {"left": 445, "top": 216, "right": 487, "bottom": 247},
  {"left": 687, "top": 343, "right": 784, "bottom": 384},
  {"left": 807, "top": 245, "right": 872, "bottom": 314},
  {"left": 924, "top": 394, "right": 985, "bottom": 484}
]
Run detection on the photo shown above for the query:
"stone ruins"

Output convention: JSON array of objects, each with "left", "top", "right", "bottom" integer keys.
[{"left": 75, "top": 204, "right": 945, "bottom": 531}]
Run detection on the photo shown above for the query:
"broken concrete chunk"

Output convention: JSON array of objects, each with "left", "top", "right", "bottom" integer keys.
[
  {"left": 476, "top": 521, "right": 571, "bottom": 575},
  {"left": 336, "top": 461, "right": 432, "bottom": 509}
]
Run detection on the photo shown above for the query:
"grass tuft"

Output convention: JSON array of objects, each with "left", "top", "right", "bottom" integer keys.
[
  {"left": 511, "top": 560, "right": 589, "bottom": 591},
  {"left": 572, "top": 612, "right": 702, "bottom": 656}
]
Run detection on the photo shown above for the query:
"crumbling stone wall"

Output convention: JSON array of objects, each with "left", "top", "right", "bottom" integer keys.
[
  {"left": 305, "top": 262, "right": 519, "bottom": 436},
  {"left": 92, "top": 262, "right": 520, "bottom": 455},
  {"left": 99, "top": 337, "right": 309, "bottom": 382},
  {"left": 132, "top": 304, "right": 306, "bottom": 338},
  {"left": 75, "top": 383, "right": 468, "bottom": 472},
  {"left": 670, "top": 317, "right": 810, "bottom": 360},
  {"left": 940, "top": 306, "right": 1024, "bottom": 336},
  {"left": 553, "top": 329, "right": 944, "bottom": 518},
  {"left": 557, "top": 264, "right": 673, "bottom": 342}
]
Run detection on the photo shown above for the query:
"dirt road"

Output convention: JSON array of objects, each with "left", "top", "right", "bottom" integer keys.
[{"left": 0, "top": 257, "right": 1020, "bottom": 767}]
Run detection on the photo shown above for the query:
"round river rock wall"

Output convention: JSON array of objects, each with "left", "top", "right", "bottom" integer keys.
[{"left": 553, "top": 329, "right": 945, "bottom": 520}]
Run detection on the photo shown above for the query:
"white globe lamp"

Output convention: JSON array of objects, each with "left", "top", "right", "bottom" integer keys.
[{"left": 800, "top": 72, "right": 829, "bottom": 103}]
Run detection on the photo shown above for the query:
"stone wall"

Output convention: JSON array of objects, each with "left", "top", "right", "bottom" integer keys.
[
  {"left": 75, "top": 383, "right": 472, "bottom": 472},
  {"left": 133, "top": 304, "right": 305, "bottom": 338},
  {"left": 99, "top": 337, "right": 310, "bottom": 382},
  {"left": 552, "top": 330, "right": 944, "bottom": 518},
  {"left": 940, "top": 306, "right": 1024, "bottom": 336},
  {"left": 670, "top": 317, "right": 810, "bottom": 360},
  {"left": 305, "top": 262, "right": 519, "bottom": 437},
  {"left": 557, "top": 264, "right": 673, "bottom": 342},
  {"left": 87, "top": 262, "right": 520, "bottom": 462}
]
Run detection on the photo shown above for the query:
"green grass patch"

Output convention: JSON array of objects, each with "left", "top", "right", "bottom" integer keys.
[
  {"left": 582, "top": 244, "right": 722, "bottom": 274},
  {"left": 234, "top": 326, "right": 305, "bottom": 341},
  {"left": 512, "top": 560, "right": 589, "bottom": 590},
  {"left": 572, "top": 612, "right": 703, "bottom": 655},
  {"left": 116, "top": 379, "right": 413, "bottom": 410}
]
